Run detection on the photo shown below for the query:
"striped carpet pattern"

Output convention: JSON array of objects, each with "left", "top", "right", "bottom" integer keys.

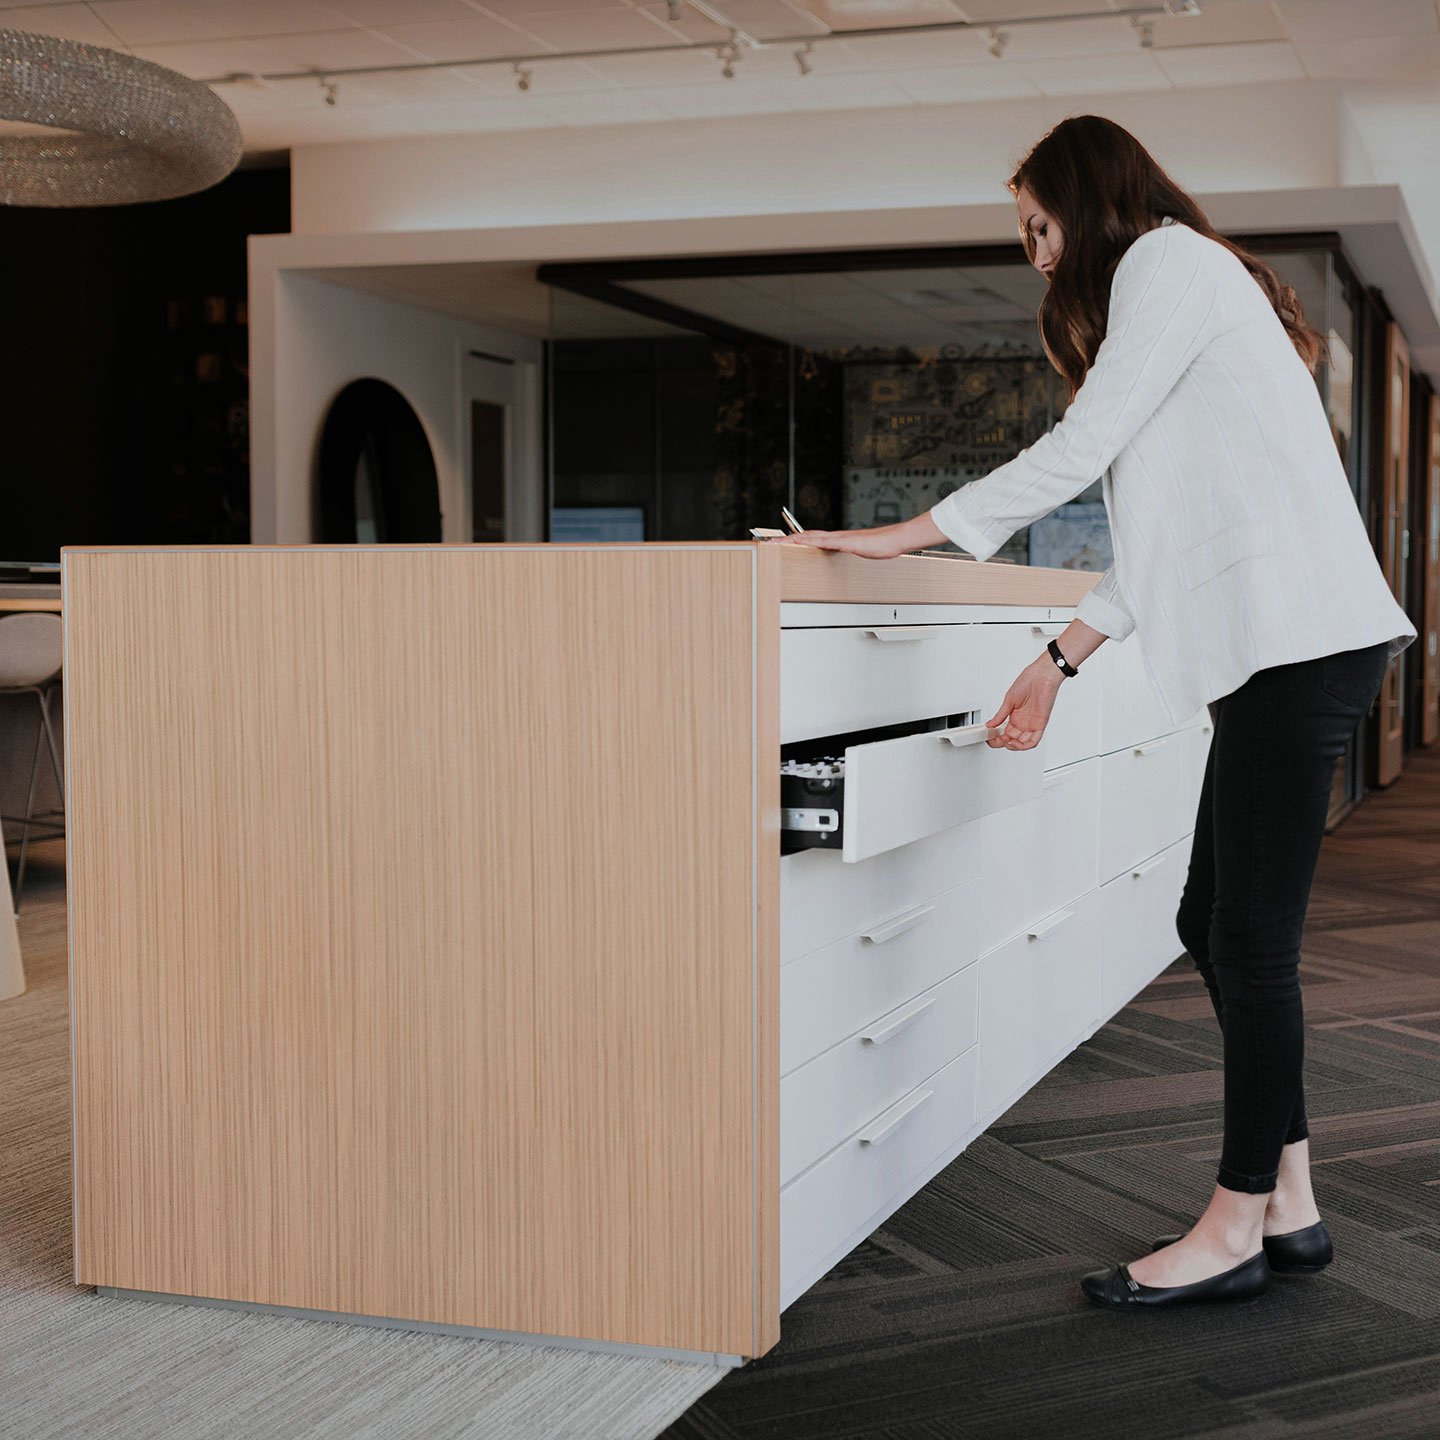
[
  {"left": 663, "top": 747, "right": 1440, "bottom": 1440},
  {"left": 0, "top": 837, "right": 725, "bottom": 1440}
]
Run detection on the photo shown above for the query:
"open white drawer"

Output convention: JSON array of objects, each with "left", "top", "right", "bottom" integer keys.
[{"left": 837, "top": 722, "right": 1043, "bottom": 863}]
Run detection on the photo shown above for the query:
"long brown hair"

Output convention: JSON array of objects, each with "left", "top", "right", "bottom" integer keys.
[{"left": 1010, "top": 115, "right": 1327, "bottom": 397}]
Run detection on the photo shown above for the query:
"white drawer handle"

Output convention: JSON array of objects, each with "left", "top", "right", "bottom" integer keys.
[
  {"left": 1026, "top": 908, "right": 1075, "bottom": 942},
  {"left": 858, "top": 1087, "right": 934, "bottom": 1147},
  {"left": 937, "top": 723, "right": 995, "bottom": 748},
  {"left": 1132, "top": 854, "right": 1166, "bottom": 879},
  {"left": 859, "top": 902, "right": 936, "bottom": 945},
  {"left": 861, "top": 995, "right": 937, "bottom": 1047},
  {"left": 1044, "top": 767, "right": 1079, "bottom": 790},
  {"left": 1134, "top": 738, "right": 1169, "bottom": 756},
  {"left": 1030, "top": 623, "right": 1066, "bottom": 638},
  {"left": 861, "top": 626, "right": 940, "bottom": 643}
]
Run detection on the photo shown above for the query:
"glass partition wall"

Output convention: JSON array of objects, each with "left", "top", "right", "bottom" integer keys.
[{"left": 544, "top": 237, "right": 1371, "bottom": 816}]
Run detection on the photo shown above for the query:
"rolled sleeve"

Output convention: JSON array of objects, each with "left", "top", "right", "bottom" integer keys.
[{"left": 1074, "top": 564, "right": 1136, "bottom": 641}]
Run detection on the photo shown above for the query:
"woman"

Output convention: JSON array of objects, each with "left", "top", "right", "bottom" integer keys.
[{"left": 775, "top": 115, "right": 1417, "bottom": 1309}]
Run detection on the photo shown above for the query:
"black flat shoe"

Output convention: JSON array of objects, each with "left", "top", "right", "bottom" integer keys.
[
  {"left": 1080, "top": 1250, "right": 1268, "bottom": 1308},
  {"left": 1152, "top": 1220, "right": 1333, "bottom": 1275}
]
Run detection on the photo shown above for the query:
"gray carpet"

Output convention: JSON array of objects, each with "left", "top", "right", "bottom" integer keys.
[
  {"left": 663, "top": 748, "right": 1440, "bottom": 1440},
  {"left": 0, "top": 837, "right": 726, "bottom": 1440}
]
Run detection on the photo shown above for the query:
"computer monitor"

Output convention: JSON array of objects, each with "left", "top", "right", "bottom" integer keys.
[{"left": 550, "top": 506, "right": 647, "bottom": 543}]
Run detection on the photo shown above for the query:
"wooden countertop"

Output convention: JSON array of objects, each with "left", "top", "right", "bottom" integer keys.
[{"left": 57, "top": 541, "right": 1101, "bottom": 609}]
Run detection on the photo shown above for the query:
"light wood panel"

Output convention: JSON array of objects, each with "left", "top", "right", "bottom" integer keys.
[
  {"left": 65, "top": 545, "right": 773, "bottom": 1357},
  {"left": 1378, "top": 324, "right": 1410, "bottom": 785}
]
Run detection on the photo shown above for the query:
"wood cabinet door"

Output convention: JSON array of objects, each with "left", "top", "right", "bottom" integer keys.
[
  {"left": 1378, "top": 323, "right": 1409, "bottom": 785},
  {"left": 1423, "top": 392, "right": 1440, "bottom": 747}
]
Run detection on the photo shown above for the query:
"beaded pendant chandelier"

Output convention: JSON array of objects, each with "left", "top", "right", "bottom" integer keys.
[{"left": 0, "top": 29, "right": 242, "bottom": 207}]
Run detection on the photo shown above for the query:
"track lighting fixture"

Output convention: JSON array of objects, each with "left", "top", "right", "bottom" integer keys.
[
  {"left": 716, "top": 34, "right": 741, "bottom": 78},
  {"left": 206, "top": 2, "right": 1205, "bottom": 99}
]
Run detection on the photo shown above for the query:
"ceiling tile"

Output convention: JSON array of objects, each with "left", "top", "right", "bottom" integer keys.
[
  {"left": 583, "top": 46, "right": 727, "bottom": 82},
  {"left": 632, "top": 3, "right": 731, "bottom": 45},
  {"left": 954, "top": 0, "right": 1120, "bottom": 16},
  {"left": 322, "top": 0, "right": 492, "bottom": 21},
  {"left": 1293, "top": 33, "right": 1440, "bottom": 77},
  {"left": 795, "top": 0, "right": 965, "bottom": 34},
  {"left": 1154, "top": 39, "right": 1304, "bottom": 86},
  {"left": 89, "top": 2, "right": 228, "bottom": 46},
  {"left": 2, "top": 4, "right": 120, "bottom": 44},
  {"left": 504, "top": 9, "right": 678, "bottom": 49},
  {"left": 462, "top": 56, "right": 618, "bottom": 91},
  {"left": 832, "top": 26, "right": 988, "bottom": 66},
  {"left": 159, "top": 1, "right": 371, "bottom": 39},
  {"left": 1020, "top": 51, "right": 1171, "bottom": 95},
  {"left": 135, "top": 28, "right": 425, "bottom": 78},
  {"left": 1275, "top": 0, "right": 1438, "bottom": 44},
  {"left": 992, "top": 16, "right": 1145, "bottom": 59},
  {"left": 1149, "top": 3, "right": 1285, "bottom": 48},
  {"left": 376, "top": 16, "right": 552, "bottom": 61},
  {"left": 892, "top": 60, "right": 1041, "bottom": 100}
]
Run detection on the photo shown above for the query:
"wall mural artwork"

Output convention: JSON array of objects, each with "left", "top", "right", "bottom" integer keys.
[{"left": 843, "top": 351, "right": 1107, "bottom": 569}]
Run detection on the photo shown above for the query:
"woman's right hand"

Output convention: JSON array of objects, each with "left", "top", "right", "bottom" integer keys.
[{"left": 985, "top": 655, "right": 1066, "bottom": 750}]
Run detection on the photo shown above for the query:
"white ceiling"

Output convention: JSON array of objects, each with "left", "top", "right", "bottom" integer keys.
[{"left": 0, "top": 0, "right": 1437, "bottom": 147}]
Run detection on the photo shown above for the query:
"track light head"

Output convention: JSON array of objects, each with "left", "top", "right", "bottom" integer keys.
[
  {"left": 987, "top": 27, "right": 1007, "bottom": 59},
  {"left": 1131, "top": 17, "right": 1155, "bottom": 47},
  {"left": 666, "top": 0, "right": 682, "bottom": 18},
  {"left": 318, "top": 75, "right": 338, "bottom": 105},
  {"left": 795, "top": 41, "right": 813, "bottom": 76},
  {"left": 514, "top": 62, "right": 532, "bottom": 91}
]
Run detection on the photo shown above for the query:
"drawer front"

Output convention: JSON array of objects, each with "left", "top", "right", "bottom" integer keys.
[
  {"left": 974, "top": 757, "right": 1099, "bottom": 957},
  {"left": 780, "top": 1045, "right": 978, "bottom": 1307},
  {"left": 843, "top": 723, "right": 1043, "bottom": 863},
  {"left": 781, "top": 962, "right": 979, "bottom": 1184},
  {"left": 1097, "top": 833, "right": 1191, "bottom": 1025},
  {"left": 976, "top": 886, "right": 1102, "bottom": 1122},
  {"left": 781, "top": 623, "right": 989, "bottom": 744},
  {"left": 781, "top": 823, "right": 979, "bottom": 965},
  {"left": 1097, "top": 731, "right": 1193, "bottom": 885},
  {"left": 1098, "top": 632, "right": 1175, "bottom": 753},
  {"left": 782, "top": 876, "right": 981, "bottom": 1073}
]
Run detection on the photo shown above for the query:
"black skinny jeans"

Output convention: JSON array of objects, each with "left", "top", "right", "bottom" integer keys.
[{"left": 1174, "top": 640, "right": 1390, "bottom": 1194}]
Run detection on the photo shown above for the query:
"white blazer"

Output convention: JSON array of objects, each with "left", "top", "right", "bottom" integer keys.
[{"left": 930, "top": 216, "right": 1417, "bottom": 725}]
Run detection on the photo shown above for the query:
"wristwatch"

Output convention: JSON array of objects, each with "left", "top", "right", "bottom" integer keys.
[{"left": 1046, "top": 638, "right": 1079, "bottom": 677}]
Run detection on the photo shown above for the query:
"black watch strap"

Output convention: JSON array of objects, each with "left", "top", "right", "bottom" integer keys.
[{"left": 1047, "top": 638, "right": 1079, "bottom": 677}]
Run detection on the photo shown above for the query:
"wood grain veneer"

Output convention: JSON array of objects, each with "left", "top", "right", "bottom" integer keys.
[{"left": 65, "top": 544, "right": 774, "bottom": 1357}]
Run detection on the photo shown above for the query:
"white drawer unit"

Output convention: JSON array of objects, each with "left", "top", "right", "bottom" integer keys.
[
  {"left": 976, "top": 886, "right": 1103, "bottom": 1123},
  {"left": 834, "top": 720, "right": 1044, "bottom": 863},
  {"left": 973, "top": 757, "right": 1100, "bottom": 958},
  {"left": 781, "top": 962, "right": 979, "bottom": 1184},
  {"left": 1097, "top": 834, "right": 1192, "bottom": 1027},
  {"left": 780, "top": 1044, "right": 979, "bottom": 1308},
  {"left": 781, "top": 623, "right": 991, "bottom": 744},
  {"left": 1098, "top": 730, "right": 1194, "bottom": 885},
  {"left": 782, "top": 875, "right": 981, "bottom": 1074},
  {"left": 1098, "top": 630, "right": 1178, "bottom": 753},
  {"left": 972, "top": 618, "right": 1105, "bottom": 772},
  {"left": 781, "top": 823, "right": 980, "bottom": 966}
]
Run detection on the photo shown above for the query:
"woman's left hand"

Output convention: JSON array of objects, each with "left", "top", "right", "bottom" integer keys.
[
  {"left": 770, "top": 524, "right": 914, "bottom": 561},
  {"left": 985, "top": 655, "right": 1065, "bottom": 751}
]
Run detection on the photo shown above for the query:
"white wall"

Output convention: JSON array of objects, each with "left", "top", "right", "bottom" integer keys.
[
  {"left": 258, "top": 274, "right": 542, "bottom": 544},
  {"left": 291, "top": 80, "right": 1372, "bottom": 236}
]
